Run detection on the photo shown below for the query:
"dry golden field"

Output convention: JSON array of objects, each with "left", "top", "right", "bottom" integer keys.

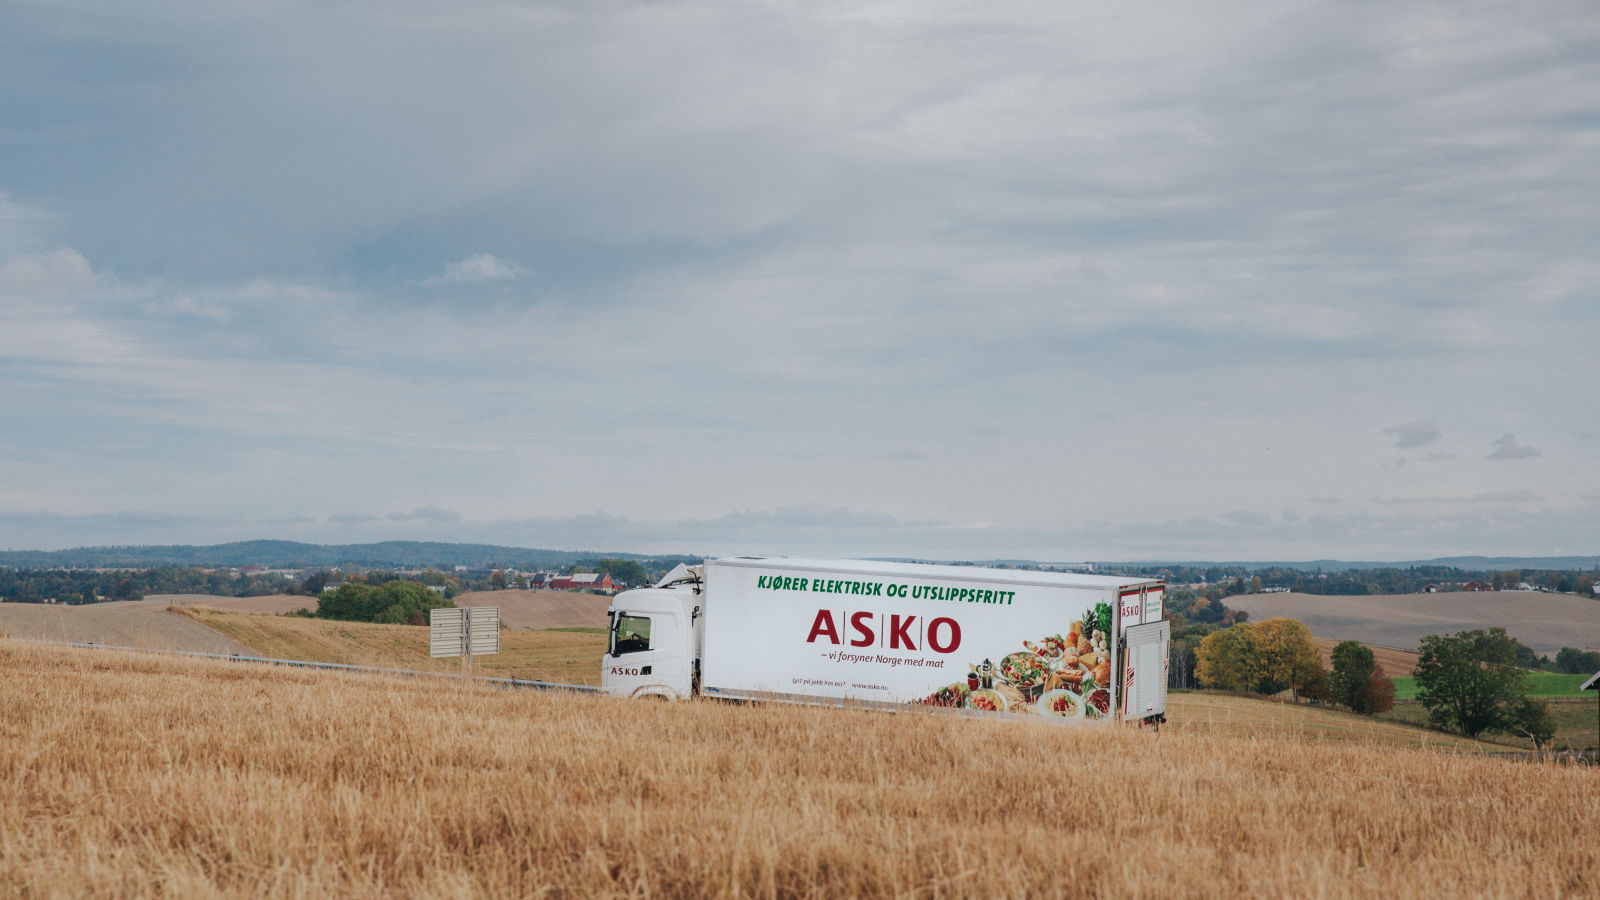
[
  {"left": 177, "top": 608, "right": 606, "bottom": 685},
  {"left": 3, "top": 640, "right": 1597, "bottom": 899},
  {"left": 152, "top": 594, "right": 316, "bottom": 614},
  {"left": 452, "top": 590, "right": 612, "bottom": 629}
]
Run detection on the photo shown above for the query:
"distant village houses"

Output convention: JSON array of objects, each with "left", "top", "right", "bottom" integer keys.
[{"left": 523, "top": 572, "right": 619, "bottom": 594}]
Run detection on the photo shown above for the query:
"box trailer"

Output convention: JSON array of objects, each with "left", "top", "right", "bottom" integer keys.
[{"left": 601, "top": 557, "right": 1168, "bottom": 723}]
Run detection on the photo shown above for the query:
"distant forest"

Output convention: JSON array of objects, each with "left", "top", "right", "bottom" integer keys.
[{"left": 1097, "top": 563, "right": 1598, "bottom": 597}]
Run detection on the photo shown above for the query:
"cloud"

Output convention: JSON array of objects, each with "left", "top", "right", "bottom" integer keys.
[
  {"left": 0, "top": 248, "right": 99, "bottom": 297},
  {"left": 1384, "top": 421, "right": 1441, "bottom": 449},
  {"left": 1487, "top": 434, "right": 1542, "bottom": 460},
  {"left": 1, "top": 4, "right": 1599, "bottom": 562},
  {"left": 141, "top": 294, "right": 231, "bottom": 321},
  {"left": 1374, "top": 490, "right": 1542, "bottom": 505},
  {"left": 424, "top": 253, "right": 526, "bottom": 286},
  {"left": 385, "top": 506, "right": 462, "bottom": 524},
  {"left": 328, "top": 513, "right": 379, "bottom": 524}
]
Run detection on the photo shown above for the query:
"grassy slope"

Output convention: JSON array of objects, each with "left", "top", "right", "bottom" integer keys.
[
  {"left": 3, "top": 640, "right": 1595, "bottom": 898},
  {"left": 1165, "top": 691, "right": 1493, "bottom": 751},
  {"left": 178, "top": 608, "right": 607, "bottom": 685},
  {"left": 1378, "top": 698, "right": 1597, "bottom": 751},
  {"left": 1391, "top": 672, "right": 1590, "bottom": 700}
]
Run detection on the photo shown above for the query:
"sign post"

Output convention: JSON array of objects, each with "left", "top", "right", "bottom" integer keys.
[{"left": 430, "top": 606, "right": 500, "bottom": 676}]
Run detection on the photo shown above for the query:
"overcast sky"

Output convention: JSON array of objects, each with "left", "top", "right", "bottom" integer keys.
[{"left": 2, "top": 1, "right": 1597, "bottom": 561}]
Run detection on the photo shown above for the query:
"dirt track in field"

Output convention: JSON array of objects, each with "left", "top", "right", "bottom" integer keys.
[
  {"left": 1229, "top": 590, "right": 1600, "bottom": 656},
  {"left": 0, "top": 599, "right": 253, "bottom": 654},
  {"left": 452, "top": 590, "right": 611, "bottom": 629}
]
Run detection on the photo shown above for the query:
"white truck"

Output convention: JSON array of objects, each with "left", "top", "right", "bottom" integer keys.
[{"left": 601, "top": 557, "right": 1169, "bottom": 723}]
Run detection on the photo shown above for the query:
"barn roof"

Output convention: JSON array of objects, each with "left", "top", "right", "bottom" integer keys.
[{"left": 1582, "top": 670, "right": 1600, "bottom": 692}]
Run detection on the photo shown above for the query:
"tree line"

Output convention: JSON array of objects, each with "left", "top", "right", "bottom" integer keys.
[
  {"left": 1101, "top": 563, "right": 1597, "bottom": 597},
  {"left": 0, "top": 567, "right": 296, "bottom": 604},
  {"left": 1186, "top": 618, "right": 1565, "bottom": 746}
]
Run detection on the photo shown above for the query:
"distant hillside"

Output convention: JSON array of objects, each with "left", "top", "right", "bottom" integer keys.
[
  {"left": 5, "top": 542, "right": 1595, "bottom": 577},
  {"left": 0, "top": 541, "right": 702, "bottom": 571}
]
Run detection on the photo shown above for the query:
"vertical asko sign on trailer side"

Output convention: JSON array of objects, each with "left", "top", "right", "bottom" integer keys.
[{"left": 601, "top": 557, "right": 1166, "bottom": 723}]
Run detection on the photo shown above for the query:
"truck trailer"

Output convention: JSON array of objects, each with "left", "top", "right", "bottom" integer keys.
[{"left": 601, "top": 557, "right": 1170, "bottom": 723}]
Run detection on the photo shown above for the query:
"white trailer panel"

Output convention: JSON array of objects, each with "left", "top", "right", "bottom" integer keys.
[{"left": 697, "top": 557, "right": 1159, "bottom": 721}]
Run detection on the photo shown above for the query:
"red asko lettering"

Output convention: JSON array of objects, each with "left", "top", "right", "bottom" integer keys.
[
  {"left": 805, "top": 610, "right": 961, "bottom": 653},
  {"left": 849, "top": 611, "right": 875, "bottom": 647}
]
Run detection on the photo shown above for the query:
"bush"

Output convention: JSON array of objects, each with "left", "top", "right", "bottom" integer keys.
[
  {"left": 1370, "top": 663, "right": 1395, "bottom": 714},
  {"left": 1505, "top": 697, "right": 1555, "bottom": 748},
  {"left": 316, "top": 581, "right": 453, "bottom": 624}
]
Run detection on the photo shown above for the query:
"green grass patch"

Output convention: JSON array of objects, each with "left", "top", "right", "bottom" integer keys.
[
  {"left": 1525, "top": 671, "right": 1591, "bottom": 697},
  {"left": 1391, "top": 671, "right": 1590, "bottom": 701}
]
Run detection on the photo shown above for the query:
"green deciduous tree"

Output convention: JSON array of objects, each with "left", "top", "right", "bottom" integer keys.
[
  {"left": 316, "top": 580, "right": 452, "bottom": 625},
  {"left": 594, "top": 558, "right": 650, "bottom": 588},
  {"left": 1414, "top": 628, "right": 1528, "bottom": 738},
  {"left": 1330, "top": 640, "right": 1377, "bottom": 713},
  {"left": 1555, "top": 647, "right": 1600, "bottom": 674},
  {"left": 1253, "top": 618, "right": 1327, "bottom": 700},
  {"left": 1195, "top": 624, "right": 1263, "bottom": 692}
]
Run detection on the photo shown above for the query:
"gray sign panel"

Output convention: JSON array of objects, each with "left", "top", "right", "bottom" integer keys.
[{"left": 430, "top": 605, "right": 500, "bottom": 658}]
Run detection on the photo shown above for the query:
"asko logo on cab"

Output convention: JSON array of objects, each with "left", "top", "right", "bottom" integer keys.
[{"left": 610, "top": 666, "right": 642, "bottom": 676}]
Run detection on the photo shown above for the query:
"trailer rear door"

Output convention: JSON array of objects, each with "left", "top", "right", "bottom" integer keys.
[{"left": 1121, "top": 619, "right": 1170, "bottom": 720}]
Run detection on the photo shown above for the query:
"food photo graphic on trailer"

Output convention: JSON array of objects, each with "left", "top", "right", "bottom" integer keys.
[{"left": 694, "top": 559, "right": 1166, "bottom": 721}]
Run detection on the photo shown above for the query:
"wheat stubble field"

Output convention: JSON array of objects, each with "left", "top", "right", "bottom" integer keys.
[{"left": 3, "top": 640, "right": 1596, "bottom": 899}]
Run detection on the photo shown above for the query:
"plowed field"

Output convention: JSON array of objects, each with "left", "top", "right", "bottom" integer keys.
[
  {"left": 1229, "top": 590, "right": 1600, "bottom": 655},
  {"left": 0, "top": 599, "right": 251, "bottom": 654}
]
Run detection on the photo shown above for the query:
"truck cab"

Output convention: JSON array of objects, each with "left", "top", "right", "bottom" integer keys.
[{"left": 600, "top": 565, "right": 703, "bottom": 699}]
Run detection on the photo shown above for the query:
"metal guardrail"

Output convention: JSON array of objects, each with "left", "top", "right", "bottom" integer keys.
[{"left": 8, "top": 638, "right": 600, "bottom": 693}]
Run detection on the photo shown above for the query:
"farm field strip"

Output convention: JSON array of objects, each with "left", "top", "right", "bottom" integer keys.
[
  {"left": 4, "top": 639, "right": 1597, "bottom": 899},
  {"left": 177, "top": 608, "right": 608, "bottom": 685}
]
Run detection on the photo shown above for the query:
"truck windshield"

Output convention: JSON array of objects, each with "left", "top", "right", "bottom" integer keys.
[{"left": 613, "top": 614, "right": 651, "bottom": 654}]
